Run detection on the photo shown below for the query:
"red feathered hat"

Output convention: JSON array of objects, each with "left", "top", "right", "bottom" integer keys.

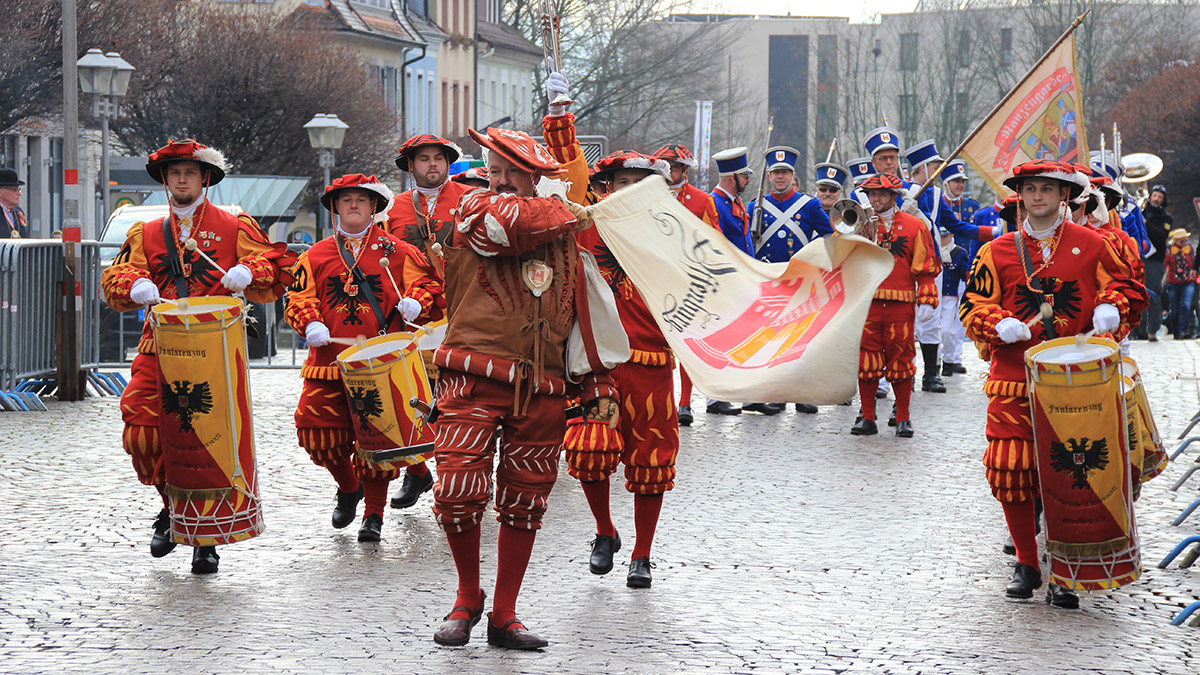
[
  {"left": 651, "top": 143, "right": 697, "bottom": 168},
  {"left": 997, "top": 194, "right": 1021, "bottom": 225},
  {"left": 320, "top": 173, "right": 395, "bottom": 213},
  {"left": 859, "top": 172, "right": 906, "bottom": 194},
  {"left": 146, "top": 139, "right": 228, "bottom": 186},
  {"left": 593, "top": 150, "right": 670, "bottom": 181},
  {"left": 1002, "top": 159, "right": 1088, "bottom": 200},
  {"left": 395, "top": 134, "right": 463, "bottom": 172},
  {"left": 467, "top": 127, "right": 561, "bottom": 175}
]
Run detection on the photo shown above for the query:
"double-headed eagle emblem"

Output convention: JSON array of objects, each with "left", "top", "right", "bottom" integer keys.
[
  {"left": 1049, "top": 437, "right": 1110, "bottom": 489},
  {"left": 161, "top": 380, "right": 213, "bottom": 433}
]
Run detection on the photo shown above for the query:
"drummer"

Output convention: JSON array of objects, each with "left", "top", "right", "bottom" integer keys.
[
  {"left": 383, "top": 135, "right": 470, "bottom": 512},
  {"left": 285, "top": 174, "right": 444, "bottom": 542},
  {"left": 101, "top": 139, "right": 296, "bottom": 573},
  {"left": 960, "top": 159, "right": 1147, "bottom": 608}
]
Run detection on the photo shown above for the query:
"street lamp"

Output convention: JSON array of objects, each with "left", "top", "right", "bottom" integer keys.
[
  {"left": 77, "top": 48, "right": 135, "bottom": 225},
  {"left": 304, "top": 113, "right": 348, "bottom": 241}
]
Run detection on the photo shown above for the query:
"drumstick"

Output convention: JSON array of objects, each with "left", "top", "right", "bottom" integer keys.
[
  {"left": 378, "top": 257, "right": 428, "bottom": 335},
  {"left": 1024, "top": 302, "right": 1053, "bottom": 330},
  {"left": 184, "top": 239, "right": 229, "bottom": 276},
  {"left": 327, "top": 335, "right": 368, "bottom": 347}
]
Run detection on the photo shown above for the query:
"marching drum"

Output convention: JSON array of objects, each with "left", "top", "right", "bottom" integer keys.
[
  {"left": 337, "top": 333, "right": 435, "bottom": 468},
  {"left": 151, "top": 296, "right": 264, "bottom": 547},
  {"left": 1026, "top": 336, "right": 1140, "bottom": 591},
  {"left": 1119, "top": 356, "right": 1167, "bottom": 489}
]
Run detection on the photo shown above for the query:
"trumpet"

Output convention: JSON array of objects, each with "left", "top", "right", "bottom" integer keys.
[{"left": 830, "top": 198, "right": 878, "bottom": 240}]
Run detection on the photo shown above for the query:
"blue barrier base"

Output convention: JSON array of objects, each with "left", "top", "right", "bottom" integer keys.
[
  {"left": 0, "top": 372, "right": 127, "bottom": 412},
  {"left": 1172, "top": 601, "right": 1200, "bottom": 626}
]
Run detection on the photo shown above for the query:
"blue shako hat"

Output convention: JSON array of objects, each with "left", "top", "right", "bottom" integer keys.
[
  {"left": 862, "top": 126, "right": 901, "bottom": 157},
  {"left": 814, "top": 162, "right": 848, "bottom": 188},
  {"left": 902, "top": 139, "right": 943, "bottom": 172},
  {"left": 942, "top": 159, "right": 968, "bottom": 182},
  {"left": 847, "top": 156, "right": 877, "bottom": 184},
  {"left": 713, "top": 147, "right": 753, "bottom": 176},
  {"left": 764, "top": 145, "right": 800, "bottom": 173}
]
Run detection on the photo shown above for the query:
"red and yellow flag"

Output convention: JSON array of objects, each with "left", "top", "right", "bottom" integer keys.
[{"left": 962, "top": 29, "right": 1088, "bottom": 195}]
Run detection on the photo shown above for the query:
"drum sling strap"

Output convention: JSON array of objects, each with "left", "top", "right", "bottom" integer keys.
[
  {"left": 1015, "top": 232, "right": 1057, "bottom": 340},
  {"left": 336, "top": 234, "right": 391, "bottom": 333},
  {"left": 162, "top": 217, "right": 190, "bottom": 299}
]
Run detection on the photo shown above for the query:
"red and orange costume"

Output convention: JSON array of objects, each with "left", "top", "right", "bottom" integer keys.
[
  {"left": 855, "top": 175, "right": 940, "bottom": 431},
  {"left": 960, "top": 161, "right": 1147, "bottom": 590},
  {"left": 102, "top": 141, "right": 294, "bottom": 496},
  {"left": 431, "top": 126, "right": 618, "bottom": 643},
  {"left": 546, "top": 133, "right": 680, "bottom": 577},
  {"left": 382, "top": 134, "right": 468, "bottom": 503},
  {"left": 285, "top": 175, "right": 443, "bottom": 532}
]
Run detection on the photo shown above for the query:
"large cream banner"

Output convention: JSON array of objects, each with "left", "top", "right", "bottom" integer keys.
[{"left": 590, "top": 176, "right": 894, "bottom": 403}]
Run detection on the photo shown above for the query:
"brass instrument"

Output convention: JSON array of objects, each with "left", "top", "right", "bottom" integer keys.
[
  {"left": 1120, "top": 152, "right": 1164, "bottom": 207},
  {"left": 830, "top": 198, "right": 878, "bottom": 240}
]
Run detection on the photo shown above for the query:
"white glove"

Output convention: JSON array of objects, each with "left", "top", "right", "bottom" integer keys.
[
  {"left": 916, "top": 304, "right": 937, "bottom": 323},
  {"left": 1092, "top": 303, "right": 1120, "bottom": 334},
  {"left": 996, "top": 317, "right": 1032, "bottom": 344},
  {"left": 305, "top": 321, "right": 331, "bottom": 348},
  {"left": 546, "top": 59, "right": 570, "bottom": 115},
  {"left": 221, "top": 264, "right": 253, "bottom": 292},
  {"left": 901, "top": 198, "right": 921, "bottom": 217},
  {"left": 940, "top": 246, "right": 952, "bottom": 264},
  {"left": 129, "top": 278, "right": 161, "bottom": 305},
  {"left": 398, "top": 297, "right": 422, "bottom": 322},
  {"left": 992, "top": 225, "right": 1004, "bottom": 240}
]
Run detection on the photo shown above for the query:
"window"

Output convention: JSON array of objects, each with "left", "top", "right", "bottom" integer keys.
[
  {"left": 1000, "top": 28, "right": 1013, "bottom": 67},
  {"left": 463, "top": 84, "right": 471, "bottom": 131},
  {"left": 898, "top": 94, "right": 919, "bottom": 135},
  {"left": 958, "top": 30, "right": 971, "bottom": 68},
  {"left": 351, "top": 0, "right": 389, "bottom": 8},
  {"left": 899, "top": 33, "right": 918, "bottom": 71},
  {"left": 441, "top": 80, "right": 449, "bottom": 136},
  {"left": 483, "top": 0, "right": 500, "bottom": 23},
  {"left": 452, "top": 83, "right": 460, "bottom": 136},
  {"left": 817, "top": 35, "right": 836, "bottom": 85},
  {"left": 407, "top": 0, "right": 428, "bottom": 17}
]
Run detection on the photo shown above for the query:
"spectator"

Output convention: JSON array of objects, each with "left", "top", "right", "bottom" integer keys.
[
  {"left": 1138, "top": 185, "right": 1172, "bottom": 340},
  {"left": 1164, "top": 228, "right": 1195, "bottom": 339},
  {"left": 0, "top": 168, "right": 27, "bottom": 239}
]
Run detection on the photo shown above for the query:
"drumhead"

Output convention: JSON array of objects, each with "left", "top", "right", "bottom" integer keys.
[
  {"left": 347, "top": 334, "right": 416, "bottom": 361},
  {"left": 157, "top": 300, "right": 237, "bottom": 316},
  {"left": 1030, "top": 342, "right": 1114, "bottom": 365}
]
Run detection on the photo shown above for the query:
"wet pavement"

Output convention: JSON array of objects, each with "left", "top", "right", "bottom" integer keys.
[{"left": 2, "top": 340, "right": 1199, "bottom": 673}]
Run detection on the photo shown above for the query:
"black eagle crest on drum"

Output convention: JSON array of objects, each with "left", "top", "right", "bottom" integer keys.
[
  {"left": 160, "top": 380, "right": 213, "bottom": 433},
  {"left": 1016, "top": 277, "right": 1081, "bottom": 322},
  {"left": 1050, "top": 437, "right": 1110, "bottom": 489},
  {"left": 326, "top": 273, "right": 385, "bottom": 326},
  {"left": 347, "top": 386, "right": 383, "bottom": 431}
]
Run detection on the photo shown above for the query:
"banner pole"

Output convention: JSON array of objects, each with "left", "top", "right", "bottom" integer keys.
[{"left": 910, "top": 11, "right": 1090, "bottom": 200}]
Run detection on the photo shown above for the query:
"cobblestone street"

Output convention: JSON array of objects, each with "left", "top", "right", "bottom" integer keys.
[{"left": 2, "top": 340, "right": 1199, "bottom": 674}]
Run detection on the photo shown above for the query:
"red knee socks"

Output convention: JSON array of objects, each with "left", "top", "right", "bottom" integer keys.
[
  {"left": 679, "top": 369, "right": 694, "bottom": 406},
  {"left": 858, "top": 378, "right": 879, "bottom": 420},
  {"left": 631, "top": 493, "right": 664, "bottom": 560},
  {"left": 581, "top": 479, "right": 616, "bottom": 537},
  {"left": 1002, "top": 499, "right": 1040, "bottom": 569},
  {"left": 407, "top": 462, "right": 430, "bottom": 478},
  {"left": 362, "top": 477, "right": 388, "bottom": 517},
  {"left": 492, "top": 524, "right": 537, "bottom": 628},
  {"left": 894, "top": 377, "right": 913, "bottom": 422},
  {"left": 326, "top": 455, "right": 360, "bottom": 493},
  {"left": 444, "top": 525, "right": 483, "bottom": 621}
]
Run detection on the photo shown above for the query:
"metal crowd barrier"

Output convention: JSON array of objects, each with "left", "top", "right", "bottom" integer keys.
[
  {"left": 97, "top": 243, "right": 310, "bottom": 370},
  {"left": 0, "top": 240, "right": 102, "bottom": 399}
]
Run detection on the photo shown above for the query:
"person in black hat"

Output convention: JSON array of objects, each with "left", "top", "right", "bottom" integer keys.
[
  {"left": 1138, "top": 184, "right": 1172, "bottom": 340},
  {"left": 0, "top": 168, "right": 28, "bottom": 239}
]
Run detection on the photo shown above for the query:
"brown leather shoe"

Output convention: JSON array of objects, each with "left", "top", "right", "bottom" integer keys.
[
  {"left": 486, "top": 613, "right": 549, "bottom": 650},
  {"left": 432, "top": 592, "right": 486, "bottom": 646}
]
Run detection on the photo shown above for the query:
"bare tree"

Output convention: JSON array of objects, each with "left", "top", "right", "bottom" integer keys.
[{"left": 502, "top": 1, "right": 748, "bottom": 152}]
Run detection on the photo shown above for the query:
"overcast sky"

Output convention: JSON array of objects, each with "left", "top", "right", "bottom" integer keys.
[{"left": 687, "top": 0, "right": 922, "bottom": 23}]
